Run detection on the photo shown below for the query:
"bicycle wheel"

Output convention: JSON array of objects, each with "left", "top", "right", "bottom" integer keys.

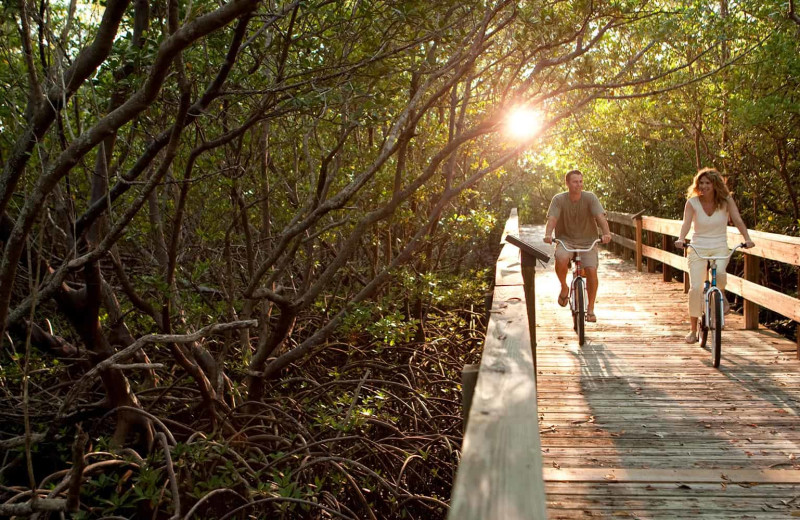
[
  {"left": 709, "top": 291, "right": 723, "bottom": 367},
  {"left": 574, "top": 278, "right": 585, "bottom": 346},
  {"left": 571, "top": 281, "right": 578, "bottom": 331}
]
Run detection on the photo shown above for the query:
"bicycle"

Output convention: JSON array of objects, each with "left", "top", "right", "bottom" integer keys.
[
  {"left": 553, "top": 238, "right": 601, "bottom": 347},
  {"left": 679, "top": 242, "right": 749, "bottom": 368}
]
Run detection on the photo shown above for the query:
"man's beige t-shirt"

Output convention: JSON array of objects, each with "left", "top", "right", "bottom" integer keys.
[{"left": 547, "top": 191, "right": 605, "bottom": 248}]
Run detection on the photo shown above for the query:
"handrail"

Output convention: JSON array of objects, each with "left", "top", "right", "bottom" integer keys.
[
  {"left": 449, "top": 208, "right": 547, "bottom": 520},
  {"left": 606, "top": 210, "right": 800, "bottom": 355}
]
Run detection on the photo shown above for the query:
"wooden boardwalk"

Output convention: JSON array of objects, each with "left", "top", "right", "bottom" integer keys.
[{"left": 523, "top": 226, "right": 800, "bottom": 519}]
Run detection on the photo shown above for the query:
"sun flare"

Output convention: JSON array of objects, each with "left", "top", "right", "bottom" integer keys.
[{"left": 506, "top": 108, "right": 542, "bottom": 140}]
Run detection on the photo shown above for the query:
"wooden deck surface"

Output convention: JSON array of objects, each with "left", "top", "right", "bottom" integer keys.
[{"left": 522, "top": 226, "right": 800, "bottom": 519}]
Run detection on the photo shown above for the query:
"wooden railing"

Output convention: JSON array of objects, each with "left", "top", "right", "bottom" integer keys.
[
  {"left": 449, "top": 209, "right": 547, "bottom": 520},
  {"left": 607, "top": 211, "right": 800, "bottom": 353}
]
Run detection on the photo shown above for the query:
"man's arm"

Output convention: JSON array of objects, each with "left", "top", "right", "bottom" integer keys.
[
  {"left": 544, "top": 216, "right": 558, "bottom": 244},
  {"left": 594, "top": 213, "right": 612, "bottom": 244},
  {"left": 587, "top": 192, "right": 611, "bottom": 244}
]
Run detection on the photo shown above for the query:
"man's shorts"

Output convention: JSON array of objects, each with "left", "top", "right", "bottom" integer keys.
[{"left": 554, "top": 242, "right": 599, "bottom": 269}]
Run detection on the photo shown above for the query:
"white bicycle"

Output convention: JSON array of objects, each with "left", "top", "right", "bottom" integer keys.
[{"left": 554, "top": 239, "right": 601, "bottom": 347}]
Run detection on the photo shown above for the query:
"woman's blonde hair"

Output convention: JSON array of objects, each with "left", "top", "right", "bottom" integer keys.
[{"left": 687, "top": 167, "right": 729, "bottom": 209}]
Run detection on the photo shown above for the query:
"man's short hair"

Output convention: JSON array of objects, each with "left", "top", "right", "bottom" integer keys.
[{"left": 565, "top": 169, "right": 583, "bottom": 184}]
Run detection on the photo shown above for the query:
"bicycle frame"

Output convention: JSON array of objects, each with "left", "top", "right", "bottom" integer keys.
[
  {"left": 554, "top": 239, "right": 601, "bottom": 346},
  {"left": 684, "top": 242, "right": 747, "bottom": 331},
  {"left": 682, "top": 242, "right": 748, "bottom": 367},
  {"left": 554, "top": 239, "right": 601, "bottom": 301},
  {"left": 703, "top": 284, "right": 725, "bottom": 330}
]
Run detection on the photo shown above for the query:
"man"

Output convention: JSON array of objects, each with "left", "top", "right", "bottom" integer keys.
[{"left": 543, "top": 169, "right": 612, "bottom": 322}]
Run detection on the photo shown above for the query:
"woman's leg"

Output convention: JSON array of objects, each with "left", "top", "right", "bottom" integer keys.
[{"left": 687, "top": 250, "right": 707, "bottom": 333}]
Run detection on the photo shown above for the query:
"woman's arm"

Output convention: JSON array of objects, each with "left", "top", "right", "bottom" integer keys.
[
  {"left": 727, "top": 196, "right": 755, "bottom": 247},
  {"left": 674, "top": 200, "right": 694, "bottom": 248}
]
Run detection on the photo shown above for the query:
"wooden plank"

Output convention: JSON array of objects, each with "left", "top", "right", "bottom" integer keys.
[
  {"left": 611, "top": 233, "right": 635, "bottom": 251},
  {"left": 726, "top": 227, "right": 800, "bottom": 267},
  {"left": 640, "top": 215, "right": 800, "bottom": 266},
  {"left": 449, "top": 284, "right": 546, "bottom": 520},
  {"left": 641, "top": 216, "right": 682, "bottom": 236},
  {"left": 725, "top": 274, "right": 800, "bottom": 322},
  {"left": 545, "top": 480, "right": 800, "bottom": 491},
  {"left": 546, "top": 511, "right": 795, "bottom": 519},
  {"left": 494, "top": 242, "right": 523, "bottom": 286},
  {"left": 543, "top": 468, "right": 800, "bottom": 484},
  {"left": 642, "top": 244, "right": 686, "bottom": 271},
  {"left": 606, "top": 211, "right": 635, "bottom": 226},
  {"left": 501, "top": 208, "right": 519, "bottom": 244},
  {"left": 624, "top": 224, "right": 633, "bottom": 260},
  {"left": 496, "top": 209, "right": 524, "bottom": 286}
]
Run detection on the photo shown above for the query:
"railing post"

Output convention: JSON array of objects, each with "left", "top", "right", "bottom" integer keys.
[
  {"left": 743, "top": 253, "right": 760, "bottom": 330},
  {"left": 635, "top": 217, "right": 643, "bottom": 272},
  {"left": 461, "top": 364, "right": 479, "bottom": 430},
  {"left": 624, "top": 224, "right": 632, "bottom": 260},
  {"left": 628, "top": 224, "right": 635, "bottom": 261},
  {"left": 521, "top": 253, "right": 537, "bottom": 376},
  {"left": 662, "top": 235, "right": 673, "bottom": 282},
  {"left": 504, "top": 234, "right": 549, "bottom": 379},
  {"left": 613, "top": 222, "right": 618, "bottom": 254},
  {"left": 647, "top": 231, "right": 656, "bottom": 273}
]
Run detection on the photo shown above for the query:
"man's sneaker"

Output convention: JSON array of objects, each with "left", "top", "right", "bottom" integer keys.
[
  {"left": 685, "top": 331, "right": 698, "bottom": 343},
  {"left": 723, "top": 298, "right": 731, "bottom": 314}
]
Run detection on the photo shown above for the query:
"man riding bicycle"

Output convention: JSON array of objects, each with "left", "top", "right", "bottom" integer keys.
[{"left": 543, "top": 169, "right": 612, "bottom": 323}]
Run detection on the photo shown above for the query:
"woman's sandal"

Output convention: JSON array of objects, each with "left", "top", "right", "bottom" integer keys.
[
  {"left": 586, "top": 311, "right": 597, "bottom": 323},
  {"left": 558, "top": 291, "right": 569, "bottom": 307}
]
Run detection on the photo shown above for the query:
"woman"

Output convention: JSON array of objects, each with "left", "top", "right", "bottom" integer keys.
[{"left": 675, "top": 168, "right": 755, "bottom": 343}]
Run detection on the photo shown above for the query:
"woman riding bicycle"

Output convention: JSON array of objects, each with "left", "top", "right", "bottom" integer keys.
[{"left": 675, "top": 168, "right": 755, "bottom": 344}]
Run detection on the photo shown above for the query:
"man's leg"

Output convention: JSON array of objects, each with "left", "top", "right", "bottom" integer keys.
[
  {"left": 554, "top": 255, "right": 570, "bottom": 300},
  {"left": 585, "top": 267, "right": 598, "bottom": 313}
]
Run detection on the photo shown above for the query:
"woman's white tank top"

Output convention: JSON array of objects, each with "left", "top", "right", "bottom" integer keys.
[{"left": 688, "top": 196, "right": 729, "bottom": 249}]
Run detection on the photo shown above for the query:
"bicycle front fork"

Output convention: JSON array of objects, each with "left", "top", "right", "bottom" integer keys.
[
  {"left": 570, "top": 276, "right": 585, "bottom": 314},
  {"left": 703, "top": 283, "right": 725, "bottom": 329}
]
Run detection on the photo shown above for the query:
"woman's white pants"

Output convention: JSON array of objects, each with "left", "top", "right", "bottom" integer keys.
[{"left": 686, "top": 245, "right": 730, "bottom": 318}]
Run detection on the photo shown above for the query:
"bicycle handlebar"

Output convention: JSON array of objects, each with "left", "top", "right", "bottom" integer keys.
[
  {"left": 553, "top": 238, "right": 602, "bottom": 253},
  {"left": 679, "top": 242, "right": 750, "bottom": 260}
]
